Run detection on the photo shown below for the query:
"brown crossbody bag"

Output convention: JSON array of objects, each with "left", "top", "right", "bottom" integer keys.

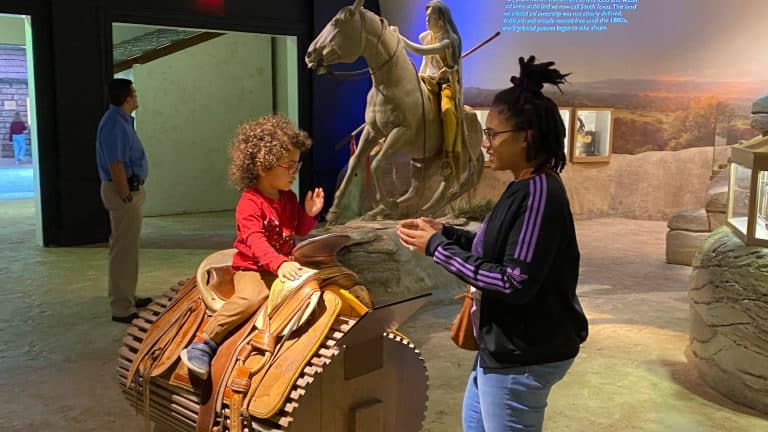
[{"left": 450, "top": 287, "right": 479, "bottom": 351}]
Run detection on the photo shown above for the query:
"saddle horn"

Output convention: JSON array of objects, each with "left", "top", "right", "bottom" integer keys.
[{"left": 352, "top": 0, "right": 364, "bottom": 12}]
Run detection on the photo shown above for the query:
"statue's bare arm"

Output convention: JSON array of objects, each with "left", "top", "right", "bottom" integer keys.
[
  {"left": 400, "top": 33, "right": 451, "bottom": 57},
  {"left": 400, "top": 31, "right": 452, "bottom": 76}
]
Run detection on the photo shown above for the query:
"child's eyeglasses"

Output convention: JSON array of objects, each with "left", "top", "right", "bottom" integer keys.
[{"left": 276, "top": 161, "right": 302, "bottom": 174}]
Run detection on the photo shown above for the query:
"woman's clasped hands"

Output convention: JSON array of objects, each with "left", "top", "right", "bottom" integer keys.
[{"left": 396, "top": 217, "right": 443, "bottom": 254}]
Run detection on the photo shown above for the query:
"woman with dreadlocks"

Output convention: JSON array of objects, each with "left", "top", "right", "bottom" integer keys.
[{"left": 397, "top": 56, "right": 588, "bottom": 431}]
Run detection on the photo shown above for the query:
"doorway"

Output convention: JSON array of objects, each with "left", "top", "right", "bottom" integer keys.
[
  {"left": 111, "top": 23, "right": 300, "bottom": 218},
  {"left": 0, "top": 13, "right": 42, "bottom": 244}
]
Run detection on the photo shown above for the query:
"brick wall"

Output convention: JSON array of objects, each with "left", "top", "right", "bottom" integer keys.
[{"left": 0, "top": 45, "right": 30, "bottom": 159}]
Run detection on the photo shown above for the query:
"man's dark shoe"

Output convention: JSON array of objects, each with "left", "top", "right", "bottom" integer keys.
[
  {"left": 111, "top": 312, "right": 139, "bottom": 324},
  {"left": 134, "top": 297, "right": 153, "bottom": 308}
]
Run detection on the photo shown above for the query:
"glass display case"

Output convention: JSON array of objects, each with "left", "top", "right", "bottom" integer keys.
[
  {"left": 570, "top": 108, "right": 613, "bottom": 162},
  {"left": 714, "top": 114, "right": 758, "bottom": 173},
  {"left": 726, "top": 135, "right": 768, "bottom": 246},
  {"left": 758, "top": 170, "right": 768, "bottom": 240}
]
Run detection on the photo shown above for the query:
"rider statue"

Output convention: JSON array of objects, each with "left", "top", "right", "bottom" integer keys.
[{"left": 398, "top": 1, "right": 465, "bottom": 181}]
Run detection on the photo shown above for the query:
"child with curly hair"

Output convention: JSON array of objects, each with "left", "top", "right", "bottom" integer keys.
[{"left": 181, "top": 114, "right": 324, "bottom": 378}]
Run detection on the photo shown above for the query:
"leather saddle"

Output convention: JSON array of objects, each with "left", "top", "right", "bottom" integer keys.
[
  {"left": 196, "top": 233, "right": 372, "bottom": 314},
  {"left": 128, "top": 233, "right": 374, "bottom": 432}
]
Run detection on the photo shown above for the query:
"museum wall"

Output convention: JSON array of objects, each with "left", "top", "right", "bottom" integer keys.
[
  {"left": 273, "top": 36, "right": 300, "bottom": 127},
  {"left": 382, "top": 0, "right": 767, "bottom": 156},
  {"left": 477, "top": 146, "right": 714, "bottom": 220},
  {"left": 134, "top": 33, "right": 273, "bottom": 216},
  {"left": 0, "top": 16, "right": 25, "bottom": 45}
]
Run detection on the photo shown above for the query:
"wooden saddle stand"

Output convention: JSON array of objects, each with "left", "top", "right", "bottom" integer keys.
[{"left": 118, "top": 233, "right": 430, "bottom": 432}]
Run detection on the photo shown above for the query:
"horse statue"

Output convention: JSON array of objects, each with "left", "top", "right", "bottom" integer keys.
[{"left": 306, "top": 0, "right": 484, "bottom": 222}]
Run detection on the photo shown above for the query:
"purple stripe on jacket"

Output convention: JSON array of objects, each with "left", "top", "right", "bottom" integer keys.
[
  {"left": 469, "top": 219, "right": 487, "bottom": 342},
  {"left": 514, "top": 174, "right": 547, "bottom": 263},
  {"left": 518, "top": 175, "right": 540, "bottom": 261},
  {"left": 513, "top": 179, "right": 534, "bottom": 259},
  {"left": 434, "top": 247, "right": 503, "bottom": 285},
  {"left": 434, "top": 247, "right": 506, "bottom": 289},
  {"left": 526, "top": 175, "right": 548, "bottom": 262},
  {"left": 471, "top": 218, "right": 487, "bottom": 256},
  {"left": 514, "top": 175, "right": 539, "bottom": 261},
  {"left": 521, "top": 177, "right": 541, "bottom": 260}
]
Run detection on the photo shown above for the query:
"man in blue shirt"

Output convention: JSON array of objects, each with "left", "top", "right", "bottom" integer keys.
[{"left": 96, "top": 78, "right": 152, "bottom": 323}]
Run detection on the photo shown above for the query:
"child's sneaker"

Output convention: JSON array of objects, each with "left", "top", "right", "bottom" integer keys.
[{"left": 180, "top": 338, "right": 218, "bottom": 379}]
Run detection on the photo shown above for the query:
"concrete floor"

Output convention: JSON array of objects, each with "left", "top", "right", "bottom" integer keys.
[
  {"left": 0, "top": 158, "right": 34, "bottom": 199},
  {"left": 1, "top": 198, "right": 767, "bottom": 431}
]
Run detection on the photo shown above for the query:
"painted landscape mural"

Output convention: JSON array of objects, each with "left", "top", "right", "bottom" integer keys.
[
  {"left": 382, "top": 0, "right": 768, "bottom": 156},
  {"left": 465, "top": 79, "right": 764, "bottom": 154}
]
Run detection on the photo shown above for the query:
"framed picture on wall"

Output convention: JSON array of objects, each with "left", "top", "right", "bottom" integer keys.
[
  {"left": 570, "top": 108, "right": 613, "bottom": 163},
  {"left": 559, "top": 107, "right": 572, "bottom": 159}
]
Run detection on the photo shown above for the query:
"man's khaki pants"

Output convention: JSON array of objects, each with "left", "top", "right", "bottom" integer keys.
[
  {"left": 204, "top": 271, "right": 273, "bottom": 344},
  {"left": 101, "top": 181, "right": 145, "bottom": 317}
]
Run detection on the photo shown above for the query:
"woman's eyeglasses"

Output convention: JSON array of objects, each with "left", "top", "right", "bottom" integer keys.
[
  {"left": 483, "top": 128, "right": 519, "bottom": 144},
  {"left": 276, "top": 161, "right": 302, "bottom": 174}
]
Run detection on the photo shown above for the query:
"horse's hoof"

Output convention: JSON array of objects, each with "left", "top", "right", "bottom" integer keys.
[
  {"left": 361, "top": 205, "right": 387, "bottom": 221},
  {"left": 381, "top": 199, "right": 399, "bottom": 212}
]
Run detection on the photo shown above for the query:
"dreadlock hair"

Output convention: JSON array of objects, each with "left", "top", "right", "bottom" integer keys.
[{"left": 491, "top": 55, "right": 570, "bottom": 173}]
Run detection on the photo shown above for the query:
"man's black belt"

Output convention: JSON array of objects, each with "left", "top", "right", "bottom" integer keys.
[{"left": 128, "top": 175, "right": 145, "bottom": 191}]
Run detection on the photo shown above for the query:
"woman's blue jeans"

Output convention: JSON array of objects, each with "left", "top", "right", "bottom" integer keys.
[
  {"left": 12, "top": 134, "right": 26, "bottom": 162},
  {"left": 462, "top": 356, "right": 575, "bottom": 432}
]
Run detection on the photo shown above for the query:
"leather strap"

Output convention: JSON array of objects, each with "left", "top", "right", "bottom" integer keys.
[
  {"left": 249, "top": 329, "right": 277, "bottom": 353},
  {"left": 196, "top": 300, "right": 266, "bottom": 432},
  {"left": 246, "top": 291, "right": 343, "bottom": 418},
  {"left": 222, "top": 281, "right": 320, "bottom": 428},
  {"left": 126, "top": 277, "right": 198, "bottom": 388},
  {"left": 229, "top": 392, "right": 244, "bottom": 432},
  {"left": 150, "top": 300, "right": 204, "bottom": 377}
]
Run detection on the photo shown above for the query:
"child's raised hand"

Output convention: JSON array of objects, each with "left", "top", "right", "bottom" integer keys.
[
  {"left": 278, "top": 261, "right": 303, "bottom": 281},
  {"left": 304, "top": 188, "right": 325, "bottom": 217}
]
